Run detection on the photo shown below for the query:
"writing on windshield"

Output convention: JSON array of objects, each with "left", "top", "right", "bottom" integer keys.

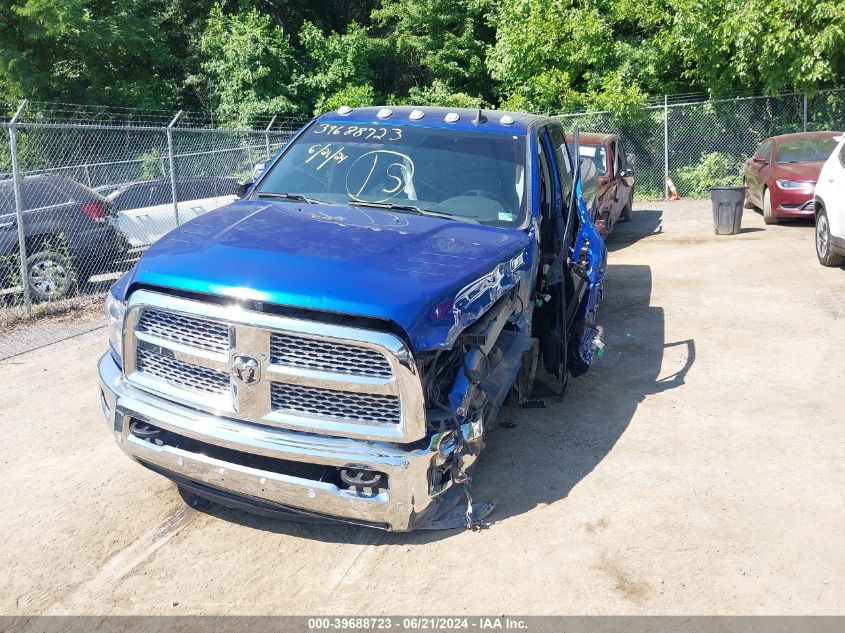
[{"left": 256, "top": 122, "right": 526, "bottom": 225}]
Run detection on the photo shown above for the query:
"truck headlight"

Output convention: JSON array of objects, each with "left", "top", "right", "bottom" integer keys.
[
  {"left": 106, "top": 292, "right": 126, "bottom": 363},
  {"left": 776, "top": 179, "right": 813, "bottom": 192}
]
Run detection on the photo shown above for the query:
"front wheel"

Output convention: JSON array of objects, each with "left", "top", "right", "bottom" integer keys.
[
  {"left": 762, "top": 188, "right": 778, "bottom": 225},
  {"left": 26, "top": 250, "right": 77, "bottom": 302},
  {"left": 816, "top": 208, "right": 845, "bottom": 267}
]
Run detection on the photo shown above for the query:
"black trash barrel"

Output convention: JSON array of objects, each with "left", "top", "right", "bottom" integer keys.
[{"left": 709, "top": 186, "right": 746, "bottom": 235}]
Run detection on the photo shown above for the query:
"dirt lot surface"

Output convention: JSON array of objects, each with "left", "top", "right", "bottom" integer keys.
[{"left": 1, "top": 200, "right": 843, "bottom": 615}]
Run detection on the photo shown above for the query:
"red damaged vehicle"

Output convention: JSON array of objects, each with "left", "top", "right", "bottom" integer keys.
[
  {"left": 743, "top": 131, "right": 840, "bottom": 224},
  {"left": 566, "top": 132, "right": 635, "bottom": 236}
]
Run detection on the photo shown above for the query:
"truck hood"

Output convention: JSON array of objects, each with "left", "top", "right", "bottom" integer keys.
[{"left": 123, "top": 200, "right": 532, "bottom": 351}]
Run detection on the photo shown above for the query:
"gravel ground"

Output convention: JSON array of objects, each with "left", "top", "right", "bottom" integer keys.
[
  {"left": 0, "top": 293, "right": 105, "bottom": 361},
  {"left": 1, "top": 199, "right": 843, "bottom": 615}
]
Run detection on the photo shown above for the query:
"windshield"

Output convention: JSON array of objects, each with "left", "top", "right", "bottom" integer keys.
[
  {"left": 578, "top": 144, "right": 607, "bottom": 175},
  {"left": 776, "top": 136, "right": 838, "bottom": 163},
  {"left": 254, "top": 121, "right": 527, "bottom": 225}
]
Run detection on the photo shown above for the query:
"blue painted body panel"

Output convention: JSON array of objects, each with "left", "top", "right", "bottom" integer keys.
[{"left": 120, "top": 199, "right": 531, "bottom": 351}]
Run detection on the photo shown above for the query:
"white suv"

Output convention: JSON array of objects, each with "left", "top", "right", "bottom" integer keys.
[{"left": 814, "top": 134, "right": 845, "bottom": 266}]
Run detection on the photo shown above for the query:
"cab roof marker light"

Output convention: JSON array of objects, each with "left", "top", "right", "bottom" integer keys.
[
  {"left": 444, "top": 112, "right": 460, "bottom": 123},
  {"left": 337, "top": 105, "right": 352, "bottom": 115},
  {"left": 377, "top": 108, "right": 393, "bottom": 119},
  {"left": 409, "top": 109, "right": 425, "bottom": 120},
  {"left": 500, "top": 115, "right": 514, "bottom": 125}
]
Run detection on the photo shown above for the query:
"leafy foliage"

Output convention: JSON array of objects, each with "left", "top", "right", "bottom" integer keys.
[
  {"left": 195, "top": 5, "right": 298, "bottom": 126},
  {"left": 674, "top": 152, "right": 744, "bottom": 197},
  {"left": 0, "top": 0, "right": 843, "bottom": 125}
]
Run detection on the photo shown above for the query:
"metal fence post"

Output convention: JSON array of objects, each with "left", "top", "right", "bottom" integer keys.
[
  {"left": 8, "top": 100, "right": 32, "bottom": 314},
  {"left": 803, "top": 93, "right": 808, "bottom": 132},
  {"left": 663, "top": 94, "right": 669, "bottom": 200},
  {"left": 265, "top": 115, "right": 276, "bottom": 160},
  {"left": 166, "top": 111, "right": 183, "bottom": 226}
]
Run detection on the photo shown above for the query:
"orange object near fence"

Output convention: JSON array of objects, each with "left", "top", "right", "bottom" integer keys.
[{"left": 665, "top": 175, "right": 682, "bottom": 200}]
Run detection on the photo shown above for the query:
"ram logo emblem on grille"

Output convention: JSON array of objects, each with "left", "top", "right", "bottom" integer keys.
[{"left": 231, "top": 354, "right": 261, "bottom": 385}]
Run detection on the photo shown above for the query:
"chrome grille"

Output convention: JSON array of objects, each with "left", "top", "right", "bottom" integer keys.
[
  {"left": 271, "top": 383, "right": 400, "bottom": 425},
  {"left": 138, "top": 308, "right": 229, "bottom": 354},
  {"left": 124, "top": 290, "right": 425, "bottom": 442},
  {"left": 270, "top": 332, "right": 393, "bottom": 378},
  {"left": 136, "top": 348, "right": 230, "bottom": 396}
]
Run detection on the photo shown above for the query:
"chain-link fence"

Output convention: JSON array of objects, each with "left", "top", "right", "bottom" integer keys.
[
  {"left": 0, "top": 102, "right": 307, "bottom": 341},
  {"left": 556, "top": 88, "right": 845, "bottom": 201},
  {"left": 2, "top": 91, "right": 844, "bottom": 355}
]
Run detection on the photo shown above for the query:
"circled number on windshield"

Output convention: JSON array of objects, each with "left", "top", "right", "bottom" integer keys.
[{"left": 345, "top": 150, "right": 415, "bottom": 203}]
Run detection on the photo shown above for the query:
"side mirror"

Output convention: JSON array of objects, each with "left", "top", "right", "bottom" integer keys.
[
  {"left": 626, "top": 153, "right": 636, "bottom": 167},
  {"left": 252, "top": 162, "right": 266, "bottom": 180},
  {"left": 236, "top": 180, "right": 253, "bottom": 197},
  {"left": 752, "top": 156, "right": 768, "bottom": 165},
  {"left": 619, "top": 168, "right": 634, "bottom": 179}
]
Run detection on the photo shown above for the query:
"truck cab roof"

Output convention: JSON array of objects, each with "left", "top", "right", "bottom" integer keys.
[{"left": 315, "top": 106, "right": 548, "bottom": 136}]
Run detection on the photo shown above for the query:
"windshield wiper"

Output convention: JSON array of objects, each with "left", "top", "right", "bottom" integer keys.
[
  {"left": 255, "top": 192, "right": 330, "bottom": 205},
  {"left": 348, "top": 199, "right": 479, "bottom": 224}
]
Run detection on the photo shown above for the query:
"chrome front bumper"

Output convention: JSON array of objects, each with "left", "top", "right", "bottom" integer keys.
[{"left": 98, "top": 353, "right": 479, "bottom": 531}]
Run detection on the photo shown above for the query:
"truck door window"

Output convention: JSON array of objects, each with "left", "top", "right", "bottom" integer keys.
[
  {"left": 538, "top": 135, "right": 553, "bottom": 221},
  {"left": 618, "top": 141, "right": 629, "bottom": 171},
  {"left": 548, "top": 126, "right": 574, "bottom": 202}
]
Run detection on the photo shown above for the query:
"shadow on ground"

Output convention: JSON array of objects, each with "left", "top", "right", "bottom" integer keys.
[{"left": 607, "top": 210, "right": 664, "bottom": 251}]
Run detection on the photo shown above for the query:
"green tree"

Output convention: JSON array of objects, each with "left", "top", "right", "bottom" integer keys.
[
  {"left": 402, "top": 80, "right": 487, "bottom": 108},
  {"left": 488, "top": 0, "right": 657, "bottom": 114},
  {"left": 295, "top": 21, "right": 388, "bottom": 114},
  {"left": 371, "top": 0, "right": 494, "bottom": 101},
  {"left": 0, "top": 0, "right": 215, "bottom": 108},
  {"left": 668, "top": 0, "right": 845, "bottom": 95},
  {"left": 196, "top": 4, "right": 299, "bottom": 126}
]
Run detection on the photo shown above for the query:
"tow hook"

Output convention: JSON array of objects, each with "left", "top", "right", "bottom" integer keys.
[
  {"left": 129, "top": 419, "right": 165, "bottom": 446},
  {"left": 591, "top": 325, "right": 606, "bottom": 357}
]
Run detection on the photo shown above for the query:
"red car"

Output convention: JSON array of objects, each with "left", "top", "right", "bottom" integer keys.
[
  {"left": 743, "top": 131, "right": 841, "bottom": 224},
  {"left": 566, "top": 132, "right": 635, "bottom": 236}
]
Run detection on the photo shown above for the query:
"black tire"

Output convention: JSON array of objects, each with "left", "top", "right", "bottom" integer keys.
[
  {"left": 25, "top": 250, "right": 77, "bottom": 302},
  {"left": 815, "top": 207, "right": 845, "bottom": 267},
  {"left": 762, "top": 188, "right": 778, "bottom": 225}
]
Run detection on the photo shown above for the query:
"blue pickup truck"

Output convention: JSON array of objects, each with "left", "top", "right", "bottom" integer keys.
[{"left": 98, "top": 106, "right": 607, "bottom": 531}]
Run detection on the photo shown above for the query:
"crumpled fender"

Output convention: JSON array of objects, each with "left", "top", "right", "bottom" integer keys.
[{"left": 432, "top": 237, "right": 536, "bottom": 351}]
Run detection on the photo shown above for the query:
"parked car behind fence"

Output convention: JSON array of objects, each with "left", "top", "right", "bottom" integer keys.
[
  {"left": 104, "top": 176, "right": 239, "bottom": 248},
  {"left": 0, "top": 174, "right": 127, "bottom": 301}
]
